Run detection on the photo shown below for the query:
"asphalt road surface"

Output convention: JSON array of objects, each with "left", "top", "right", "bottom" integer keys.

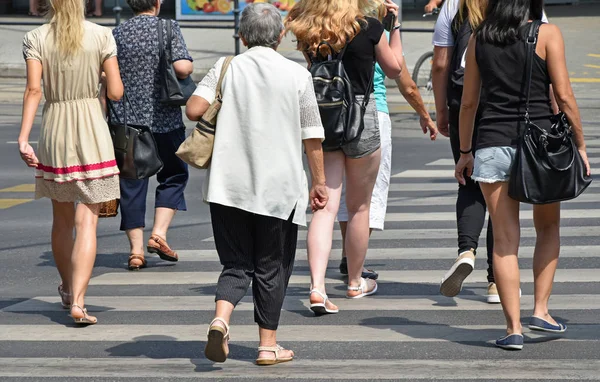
[{"left": 0, "top": 31, "right": 600, "bottom": 380}]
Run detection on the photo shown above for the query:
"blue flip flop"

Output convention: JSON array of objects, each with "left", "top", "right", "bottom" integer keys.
[
  {"left": 529, "top": 316, "right": 567, "bottom": 333},
  {"left": 495, "top": 333, "right": 524, "bottom": 350}
]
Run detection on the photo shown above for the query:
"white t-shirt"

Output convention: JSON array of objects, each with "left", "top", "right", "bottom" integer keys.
[{"left": 432, "top": 0, "right": 549, "bottom": 47}]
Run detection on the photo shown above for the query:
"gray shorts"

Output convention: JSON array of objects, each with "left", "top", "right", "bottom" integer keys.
[
  {"left": 324, "top": 94, "right": 381, "bottom": 159},
  {"left": 472, "top": 146, "right": 517, "bottom": 183}
]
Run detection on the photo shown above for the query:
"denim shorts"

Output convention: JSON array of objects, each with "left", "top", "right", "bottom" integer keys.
[
  {"left": 472, "top": 146, "right": 517, "bottom": 184},
  {"left": 323, "top": 94, "right": 381, "bottom": 159}
]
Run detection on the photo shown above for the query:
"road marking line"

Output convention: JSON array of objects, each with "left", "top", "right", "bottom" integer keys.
[
  {"left": 5, "top": 294, "right": 599, "bottom": 313},
  {"left": 570, "top": 78, "right": 600, "bottom": 83},
  {"left": 88, "top": 269, "right": 600, "bottom": 286},
  {"left": 589, "top": 54, "right": 600, "bottom": 58},
  {"left": 1, "top": 358, "right": 600, "bottom": 379},
  {"left": 0, "top": 184, "right": 35, "bottom": 193},
  {"left": 584, "top": 64, "right": 600, "bottom": 69},
  {"left": 0, "top": 199, "right": 33, "bottom": 209}
]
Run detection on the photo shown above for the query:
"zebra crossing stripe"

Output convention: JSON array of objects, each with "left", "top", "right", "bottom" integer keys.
[
  {"left": 1, "top": 358, "right": 599, "bottom": 379},
  {"left": 87, "top": 269, "right": 600, "bottom": 286},
  {"left": 4, "top": 294, "right": 600, "bottom": 313}
]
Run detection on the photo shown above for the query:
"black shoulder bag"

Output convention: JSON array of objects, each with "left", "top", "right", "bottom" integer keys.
[
  {"left": 158, "top": 19, "right": 195, "bottom": 106},
  {"left": 508, "top": 20, "right": 592, "bottom": 204},
  {"left": 107, "top": 95, "right": 164, "bottom": 180}
]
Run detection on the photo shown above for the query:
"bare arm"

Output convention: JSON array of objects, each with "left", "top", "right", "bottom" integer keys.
[
  {"left": 395, "top": 60, "right": 438, "bottom": 140},
  {"left": 455, "top": 37, "right": 480, "bottom": 185},
  {"left": 173, "top": 59, "right": 194, "bottom": 79},
  {"left": 303, "top": 138, "right": 328, "bottom": 211},
  {"left": 432, "top": 46, "right": 452, "bottom": 137},
  {"left": 544, "top": 24, "right": 589, "bottom": 174},
  {"left": 375, "top": 0, "right": 404, "bottom": 79},
  {"left": 424, "top": 0, "right": 443, "bottom": 13},
  {"left": 18, "top": 59, "right": 43, "bottom": 167},
  {"left": 185, "top": 95, "right": 211, "bottom": 121},
  {"left": 102, "top": 56, "right": 124, "bottom": 101}
]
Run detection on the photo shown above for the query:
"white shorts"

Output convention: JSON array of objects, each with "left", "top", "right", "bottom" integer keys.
[{"left": 338, "top": 111, "right": 392, "bottom": 231}]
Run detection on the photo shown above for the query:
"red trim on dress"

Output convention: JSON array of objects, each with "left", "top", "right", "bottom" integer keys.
[
  {"left": 35, "top": 172, "right": 120, "bottom": 183},
  {"left": 36, "top": 160, "right": 118, "bottom": 175}
]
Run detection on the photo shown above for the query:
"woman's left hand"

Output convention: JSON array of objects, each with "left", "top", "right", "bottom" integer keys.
[
  {"left": 579, "top": 148, "right": 591, "bottom": 177},
  {"left": 384, "top": 0, "right": 399, "bottom": 18},
  {"left": 455, "top": 153, "right": 474, "bottom": 185},
  {"left": 19, "top": 141, "right": 39, "bottom": 168},
  {"left": 420, "top": 116, "right": 438, "bottom": 141}
]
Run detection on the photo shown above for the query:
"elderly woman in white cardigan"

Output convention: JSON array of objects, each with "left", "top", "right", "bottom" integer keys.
[{"left": 186, "top": 3, "right": 327, "bottom": 366}]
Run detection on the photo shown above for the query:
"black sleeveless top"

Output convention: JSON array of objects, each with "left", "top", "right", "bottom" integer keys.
[{"left": 475, "top": 24, "right": 554, "bottom": 149}]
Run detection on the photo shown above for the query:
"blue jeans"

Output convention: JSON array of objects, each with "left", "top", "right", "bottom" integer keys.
[{"left": 119, "top": 128, "right": 189, "bottom": 231}]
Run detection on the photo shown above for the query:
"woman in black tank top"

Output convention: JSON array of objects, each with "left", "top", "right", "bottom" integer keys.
[{"left": 454, "top": 0, "right": 590, "bottom": 351}]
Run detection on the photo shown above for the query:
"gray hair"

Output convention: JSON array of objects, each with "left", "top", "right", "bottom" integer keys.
[
  {"left": 239, "top": 3, "right": 284, "bottom": 49},
  {"left": 126, "top": 0, "right": 156, "bottom": 14}
]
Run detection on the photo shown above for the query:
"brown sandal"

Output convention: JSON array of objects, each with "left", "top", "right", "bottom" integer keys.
[
  {"left": 147, "top": 235, "right": 179, "bottom": 262},
  {"left": 128, "top": 254, "right": 147, "bottom": 271}
]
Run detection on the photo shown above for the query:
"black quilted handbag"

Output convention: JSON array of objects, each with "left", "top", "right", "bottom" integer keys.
[
  {"left": 508, "top": 21, "right": 592, "bottom": 204},
  {"left": 158, "top": 19, "right": 195, "bottom": 106},
  {"left": 107, "top": 95, "right": 163, "bottom": 180}
]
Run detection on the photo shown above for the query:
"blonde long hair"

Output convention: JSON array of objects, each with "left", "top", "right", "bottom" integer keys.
[
  {"left": 458, "top": 0, "right": 487, "bottom": 29},
  {"left": 286, "top": 0, "right": 383, "bottom": 57},
  {"left": 47, "top": 0, "right": 85, "bottom": 57}
]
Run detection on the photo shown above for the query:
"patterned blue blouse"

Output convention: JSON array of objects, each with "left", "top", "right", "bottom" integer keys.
[{"left": 112, "top": 15, "right": 193, "bottom": 133}]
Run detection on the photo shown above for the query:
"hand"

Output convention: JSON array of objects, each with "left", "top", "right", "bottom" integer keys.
[
  {"left": 455, "top": 153, "right": 474, "bottom": 185},
  {"left": 420, "top": 116, "right": 438, "bottom": 141},
  {"left": 384, "top": 0, "right": 399, "bottom": 19},
  {"left": 424, "top": 1, "right": 437, "bottom": 14},
  {"left": 579, "top": 148, "right": 591, "bottom": 177},
  {"left": 309, "top": 183, "right": 328, "bottom": 212},
  {"left": 18, "top": 141, "right": 39, "bottom": 168}
]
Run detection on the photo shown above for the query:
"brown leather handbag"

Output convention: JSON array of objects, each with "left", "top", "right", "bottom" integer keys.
[
  {"left": 99, "top": 199, "right": 119, "bottom": 218},
  {"left": 176, "top": 56, "right": 234, "bottom": 169}
]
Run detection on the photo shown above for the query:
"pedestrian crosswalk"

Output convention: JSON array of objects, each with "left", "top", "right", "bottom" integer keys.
[{"left": 1, "top": 155, "right": 600, "bottom": 380}]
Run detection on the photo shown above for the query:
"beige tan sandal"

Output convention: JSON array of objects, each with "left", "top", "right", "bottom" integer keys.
[
  {"left": 255, "top": 344, "right": 294, "bottom": 366},
  {"left": 69, "top": 304, "right": 97, "bottom": 325},
  {"left": 204, "top": 318, "right": 230, "bottom": 363}
]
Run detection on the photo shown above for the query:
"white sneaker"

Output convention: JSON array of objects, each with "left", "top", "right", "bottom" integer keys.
[
  {"left": 440, "top": 250, "right": 475, "bottom": 297},
  {"left": 486, "top": 282, "right": 522, "bottom": 304}
]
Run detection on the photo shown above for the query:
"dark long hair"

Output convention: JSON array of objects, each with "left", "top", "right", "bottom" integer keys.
[{"left": 475, "top": 0, "right": 544, "bottom": 46}]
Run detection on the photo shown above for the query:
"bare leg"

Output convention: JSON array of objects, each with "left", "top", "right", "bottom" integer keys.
[
  {"left": 344, "top": 149, "right": 380, "bottom": 289},
  {"left": 51, "top": 201, "right": 75, "bottom": 294},
  {"left": 70, "top": 203, "right": 100, "bottom": 321},
  {"left": 307, "top": 151, "right": 344, "bottom": 309},
  {"left": 93, "top": 0, "right": 103, "bottom": 16},
  {"left": 532, "top": 202, "right": 561, "bottom": 324},
  {"left": 479, "top": 182, "right": 522, "bottom": 335},
  {"left": 126, "top": 227, "right": 145, "bottom": 267},
  {"left": 257, "top": 327, "right": 294, "bottom": 360},
  {"left": 151, "top": 207, "right": 177, "bottom": 240}
]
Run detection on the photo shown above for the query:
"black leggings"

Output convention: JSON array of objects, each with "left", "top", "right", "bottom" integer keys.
[{"left": 449, "top": 110, "right": 494, "bottom": 283}]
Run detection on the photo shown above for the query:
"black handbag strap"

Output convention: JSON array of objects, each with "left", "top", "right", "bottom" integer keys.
[
  {"left": 158, "top": 18, "right": 173, "bottom": 62},
  {"left": 107, "top": 93, "right": 141, "bottom": 128},
  {"left": 524, "top": 20, "right": 542, "bottom": 123}
]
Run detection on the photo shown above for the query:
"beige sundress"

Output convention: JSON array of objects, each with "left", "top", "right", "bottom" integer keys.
[{"left": 22, "top": 21, "right": 120, "bottom": 204}]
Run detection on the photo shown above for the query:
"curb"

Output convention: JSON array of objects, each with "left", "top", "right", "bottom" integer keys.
[{"left": 0, "top": 63, "right": 211, "bottom": 81}]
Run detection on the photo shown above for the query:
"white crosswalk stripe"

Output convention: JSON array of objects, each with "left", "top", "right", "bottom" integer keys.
[{"left": 2, "top": 156, "right": 599, "bottom": 380}]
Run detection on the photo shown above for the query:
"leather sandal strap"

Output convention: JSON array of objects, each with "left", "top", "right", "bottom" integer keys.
[
  {"left": 257, "top": 345, "right": 283, "bottom": 358},
  {"left": 310, "top": 289, "right": 328, "bottom": 302},
  {"left": 129, "top": 254, "right": 146, "bottom": 263},
  {"left": 347, "top": 278, "right": 367, "bottom": 292},
  {"left": 208, "top": 317, "right": 230, "bottom": 337}
]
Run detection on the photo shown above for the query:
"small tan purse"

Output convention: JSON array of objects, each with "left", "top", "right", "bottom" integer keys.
[{"left": 176, "top": 56, "right": 235, "bottom": 169}]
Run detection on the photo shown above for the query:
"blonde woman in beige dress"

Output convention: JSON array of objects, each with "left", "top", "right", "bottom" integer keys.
[{"left": 18, "top": 0, "right": 123, "bottom": 325}]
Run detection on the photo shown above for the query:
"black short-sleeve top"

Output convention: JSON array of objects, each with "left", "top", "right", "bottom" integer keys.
[{"left": 342, "top": 17, "right": 384, "bottom": 95}]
